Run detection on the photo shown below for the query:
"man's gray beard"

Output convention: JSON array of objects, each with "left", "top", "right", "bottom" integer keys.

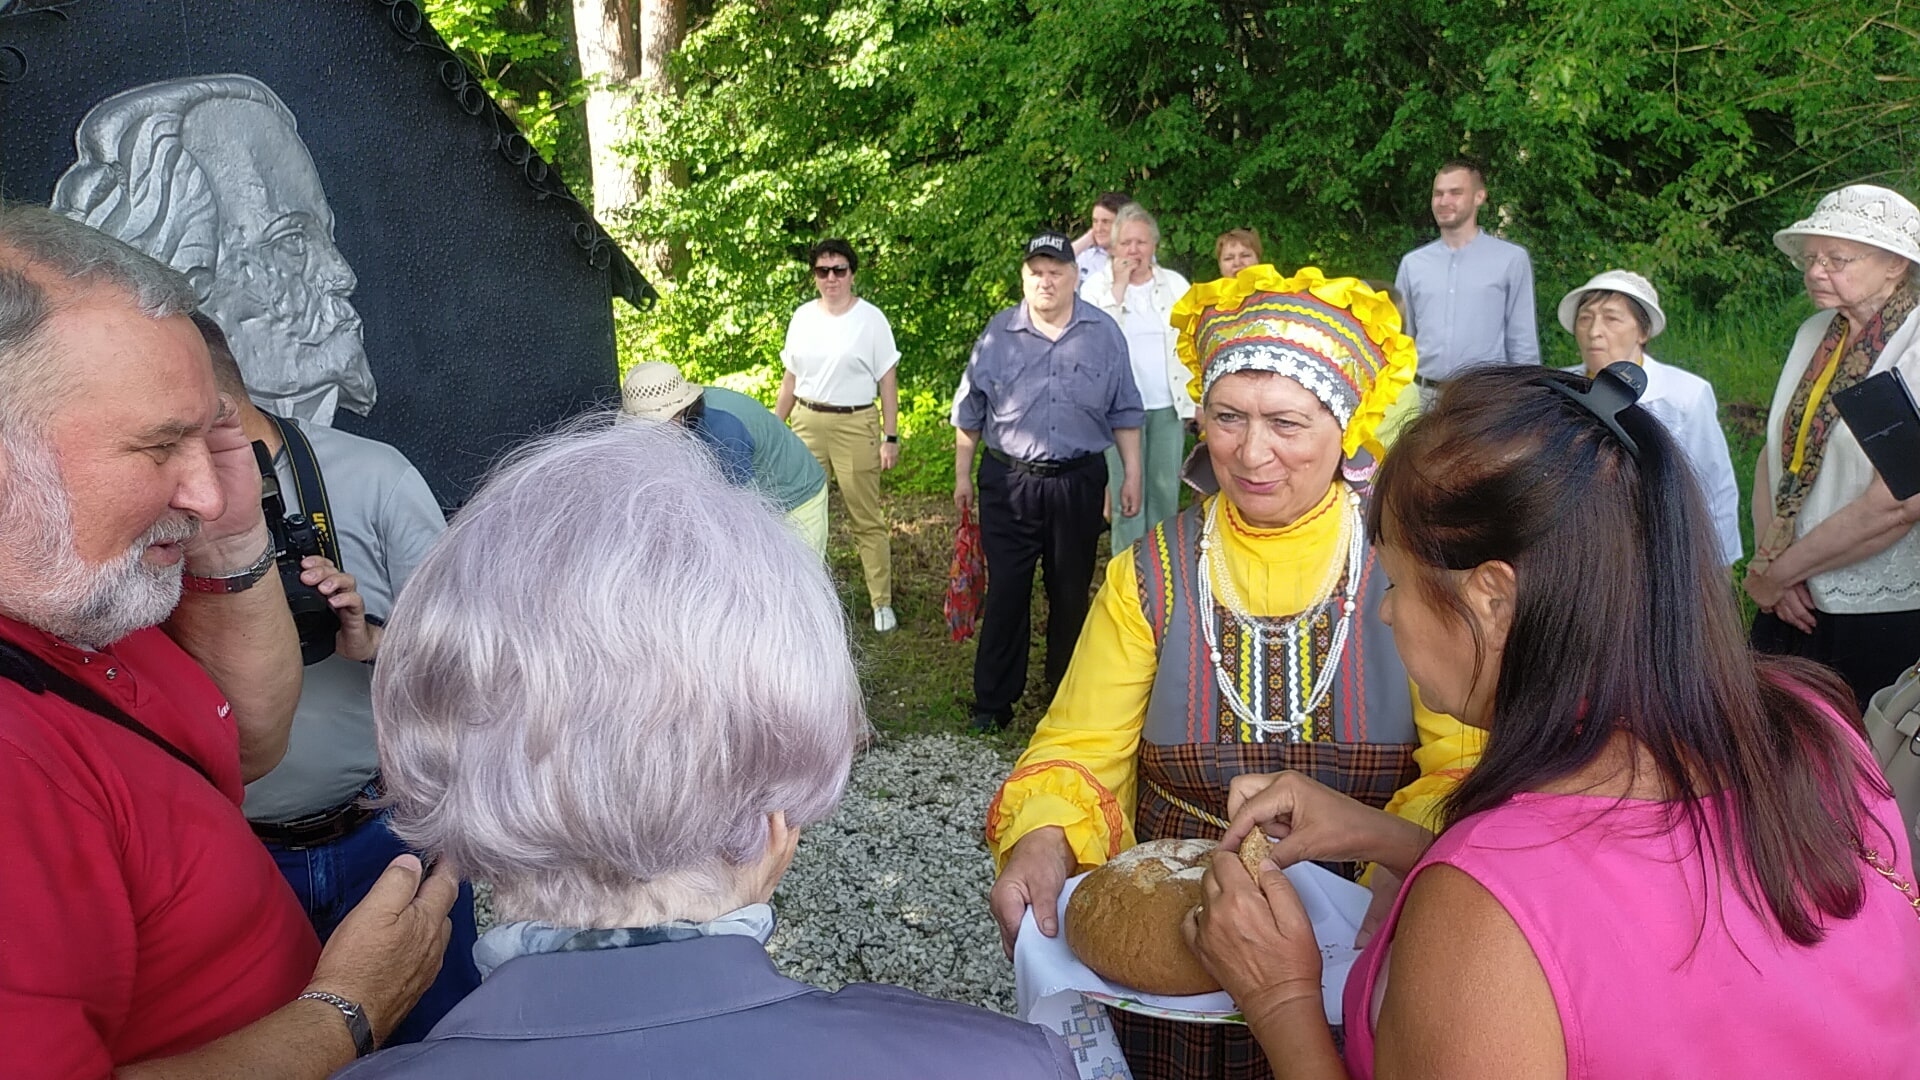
[{"left": 0, "top": 434, "right": 199, "bottom": 649}]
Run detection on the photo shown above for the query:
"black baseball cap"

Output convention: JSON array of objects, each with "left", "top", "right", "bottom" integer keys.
[{"left": 1023, "top": 231, "right": 1075, "bottom": 265}]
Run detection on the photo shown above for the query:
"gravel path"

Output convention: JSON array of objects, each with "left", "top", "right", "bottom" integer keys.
[{"left": 474, "top": 733, "right": 1019, "bottom": 1015}]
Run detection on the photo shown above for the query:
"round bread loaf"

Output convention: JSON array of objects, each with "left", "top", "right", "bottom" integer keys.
[{"left": 1064, "top": 837, "right": 1221, "bottom": 996}]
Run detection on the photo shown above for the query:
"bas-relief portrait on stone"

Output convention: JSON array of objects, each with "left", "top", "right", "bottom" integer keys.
[{"left": 51, "top": 74, "right": 375, "bottom": 426}]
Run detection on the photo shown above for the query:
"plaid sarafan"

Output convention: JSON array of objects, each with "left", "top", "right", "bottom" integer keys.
[
  {"left": 1135, "top": 741, "right": 1416, "bottom": 873},
  {"left": 1109, "top": 741, "right": 1406, "bottom": 1080}
]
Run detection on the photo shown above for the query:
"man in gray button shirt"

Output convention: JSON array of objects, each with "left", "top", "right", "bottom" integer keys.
[
  {"left": 1393, "top": 159, "right": 1541, "bottom": 407},
  {"left": 952, "top": 231, "right": 1143, "bottom": 731},
  {"left": 193, "top": 315, "right": 479, "bottom": 1043}
]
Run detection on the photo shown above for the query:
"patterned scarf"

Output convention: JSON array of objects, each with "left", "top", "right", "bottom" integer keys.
[
  {"left": 470, "top": 902, "right": 777, "bottom": 979},
  {"left": 1753, "top": 281, "right": 1920, "bottom": 572}
]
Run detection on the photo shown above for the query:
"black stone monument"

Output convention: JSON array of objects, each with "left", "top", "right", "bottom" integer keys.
[{"left": 0, "top": 0, "right": 650, "bottom": 504}]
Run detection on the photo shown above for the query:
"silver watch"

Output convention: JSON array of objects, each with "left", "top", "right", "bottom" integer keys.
[{"left": 181, "top": 540, "right": 278, "bottom": 594}]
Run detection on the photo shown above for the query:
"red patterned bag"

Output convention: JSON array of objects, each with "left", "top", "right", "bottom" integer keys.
[{"left": 944, "top": 506, "right": 986, "bottom": 642}]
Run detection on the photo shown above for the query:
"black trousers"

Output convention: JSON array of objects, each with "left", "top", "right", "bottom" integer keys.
[
  {"left": 1752, "top": 607, "right": 1920, "bottom": 711},
  {"left": 972, "top": 451, "right": 1108, "bottom": 715}
]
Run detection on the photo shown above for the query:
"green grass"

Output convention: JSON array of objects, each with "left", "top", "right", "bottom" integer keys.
[
  {"left": 841, "top": 299, "right": 1805, "bottom": 738},
  {"left": 829, "top": 483, "right": 1125, "bottom": 746}
]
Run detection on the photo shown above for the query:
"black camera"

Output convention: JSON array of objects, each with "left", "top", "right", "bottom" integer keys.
[{"left": 254, "top": 442, "right": 339, "bottom": 665}]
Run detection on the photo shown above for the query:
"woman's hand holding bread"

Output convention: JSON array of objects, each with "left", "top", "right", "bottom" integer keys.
[
  {"left": 1183, "top": 846, "right": 1323, "bottom": 1029},
  {"left": 989, "top": 826, "right": 1077, "bottom": 958},
  {"left": 1220, "top": 771, "right": 1433, "bottom": 879}
]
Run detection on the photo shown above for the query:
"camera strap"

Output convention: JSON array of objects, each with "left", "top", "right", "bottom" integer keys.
[
  {"left": 267, "top": 414, "right": 342, "bottom": 571},
  {"left": 0, "top": 640, "right": 219, "bottom": 790}
]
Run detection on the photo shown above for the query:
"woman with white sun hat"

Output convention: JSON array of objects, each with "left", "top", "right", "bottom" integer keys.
[
  {"left": 1556, "top": 269, "right": 1743, "bottom": 566},
  {"left": 1745, "top": 183, "right": 1920, "bottom": 705}
]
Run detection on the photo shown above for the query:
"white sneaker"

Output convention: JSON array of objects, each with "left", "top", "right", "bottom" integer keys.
[{"left": 873, "top": 606, "right": 898, "bottom": 633}]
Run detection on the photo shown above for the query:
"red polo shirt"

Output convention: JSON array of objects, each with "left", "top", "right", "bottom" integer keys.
[{"left": 0, "top": 614, "right": 319, "bottom": 1078}]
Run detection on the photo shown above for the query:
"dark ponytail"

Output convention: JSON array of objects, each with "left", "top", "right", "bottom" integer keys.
[{"left": 1371, "top": 365, "right": 1890, "bottom": 945}]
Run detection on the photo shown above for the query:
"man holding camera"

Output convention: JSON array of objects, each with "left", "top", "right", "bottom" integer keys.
[
  {"left": 191, "top": 315, "right": 481, "bottom": 1043},
  {"left": 0, "top": 204, "right": 455, "bottom": 1078}
]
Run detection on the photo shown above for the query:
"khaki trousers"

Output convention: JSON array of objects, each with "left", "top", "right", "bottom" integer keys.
[
  {"left": 790, "top": 405, "right": 891, "bottom": 609},
  {"left": 785, "top": 482, "right": 830, "bottom": 558}
]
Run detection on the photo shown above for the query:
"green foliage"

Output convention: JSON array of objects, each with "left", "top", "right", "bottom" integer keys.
[
  {"left": 445, "top": 0, "right": 1920, "bottom": 496},
  {"left": 424, "top": 0, "right": 590, "bottom": 182}
]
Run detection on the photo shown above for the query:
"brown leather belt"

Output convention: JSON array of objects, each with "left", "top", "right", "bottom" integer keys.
[
  {"left": 250, "top": 781, "right": 382, "bottom": 850},
  {"left": 796, "top": 397, "right": 873, "bottom": 414}
]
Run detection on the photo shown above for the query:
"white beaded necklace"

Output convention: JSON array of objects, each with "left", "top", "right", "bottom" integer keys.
[{"left": 1197, "top": 489, "right": 1364, "bottom": 740}]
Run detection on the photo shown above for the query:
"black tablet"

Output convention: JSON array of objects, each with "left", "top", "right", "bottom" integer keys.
[{"left": 1833, "top": 369, "right": 1920, "bottom": 501}]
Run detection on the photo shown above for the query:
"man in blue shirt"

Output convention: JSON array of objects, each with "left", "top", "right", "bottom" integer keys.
[
  {"left": 1393, "top": 159, "right": 1541, "bottom": 407},
  {"left": 952, "top": 232, "right": 1143, "bottom": 732},
  {"left": 622, "top": 362, "right": 831, "bottom": 554}
]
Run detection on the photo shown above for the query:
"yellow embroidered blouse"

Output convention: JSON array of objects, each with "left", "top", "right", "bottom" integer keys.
[{"left": 986, "top": 486, "right": 1486, "bottom": 870}]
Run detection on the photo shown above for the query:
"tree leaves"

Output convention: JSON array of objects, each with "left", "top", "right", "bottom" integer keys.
[{"left": 434, "top": 0, "right": 1919, "bottom": 475}]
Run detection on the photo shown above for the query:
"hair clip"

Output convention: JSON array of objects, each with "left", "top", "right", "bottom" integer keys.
[{"left": 1540, "top": 360, "right": 1649, "bottom": 458}]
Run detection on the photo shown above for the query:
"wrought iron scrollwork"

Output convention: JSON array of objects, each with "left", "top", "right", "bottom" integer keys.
[
  {"left": 0, "top": 0, "right": 82, "bottom": 85},
  {"left": 375, "top": 0, "right": 654, "bottom": 307},
  {"left": 0, "top": 0, "right": 81, "bottom": 19}
]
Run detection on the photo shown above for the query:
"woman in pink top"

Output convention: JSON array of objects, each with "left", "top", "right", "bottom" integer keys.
[{"left": 1183, "top": 362, "right": 1920, "bottom": 1078}]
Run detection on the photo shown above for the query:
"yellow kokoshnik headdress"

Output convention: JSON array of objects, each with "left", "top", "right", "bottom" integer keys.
[{"left": 1171, "top": 265, "right": 1416, "bottom": 462}]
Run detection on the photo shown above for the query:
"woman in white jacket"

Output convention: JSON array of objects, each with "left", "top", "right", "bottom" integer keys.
[
  {"left": 1080, "top": 202, "right": 1194, "bottom": 554},
  {"left": 1746, "top": 184, "right": 1920, "bottom": 705},
  {"left": 1556, "top": 270, "right": 1744, "bottom": 567}
]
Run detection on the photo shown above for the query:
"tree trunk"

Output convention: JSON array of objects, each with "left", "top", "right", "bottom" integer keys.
[
  {"left": 571, "top": 0, "right": 645, "bottom": 226},
  {"left": 639, "top": 0, "right": 687, "bottom": 276}
]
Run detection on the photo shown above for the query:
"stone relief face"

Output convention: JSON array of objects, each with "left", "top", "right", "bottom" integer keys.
[
  {"left": 52, "top": 76, "right": 376, "bottom": 426},
  {"left": 182, "top": 98, "right": 372, "bottom": 423}
]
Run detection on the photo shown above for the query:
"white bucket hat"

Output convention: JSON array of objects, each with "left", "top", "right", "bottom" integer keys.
[
  {"left": 620, "top": 361, "right": 704, "bottom": 420},
  {"left": 1773, "top": 184, "right": 1920, "bottom": 265},
  {"left": 1557, "top": 269, "right": 1666, "bottom": 339}
]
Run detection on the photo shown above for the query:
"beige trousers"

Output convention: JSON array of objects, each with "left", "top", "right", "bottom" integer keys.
[{"left": 790, "top": 405, "right": 891, "bottom": 608}]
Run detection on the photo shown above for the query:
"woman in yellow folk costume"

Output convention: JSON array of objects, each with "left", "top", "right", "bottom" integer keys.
[{"left": 985, "top": 266, "right": 1485, "bottom": 1080}]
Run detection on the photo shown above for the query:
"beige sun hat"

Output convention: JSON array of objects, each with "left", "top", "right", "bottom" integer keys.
[
  {"left": 1773, "top": 184, "right": 1920, "bottom": 265},
  {"left": 1557, "top": 270, "right": 1666, "bottom": 339},
  {"left": 620, "top": 361, "right": 704, "bottom": 420}
]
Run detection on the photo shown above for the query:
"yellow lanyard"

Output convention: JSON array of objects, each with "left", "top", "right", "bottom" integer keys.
[{"left": 1789, "top": 334, "right": 1849, "bottom": 475}]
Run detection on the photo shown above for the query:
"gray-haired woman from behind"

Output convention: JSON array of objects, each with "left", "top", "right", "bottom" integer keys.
[{"left": 334, "top": 419, "right": 1076, "bottom": 1080}]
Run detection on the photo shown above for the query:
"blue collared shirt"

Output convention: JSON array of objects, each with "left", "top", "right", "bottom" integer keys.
[
  {"left": 689, "top": 402, "right": 755, "bottom": 487},
  {"left": 1393, "top": 231, "right": 1541, "bottom": 379},
  {"left": 950, "top": 297, "right": 1144, "bottom": 462}
]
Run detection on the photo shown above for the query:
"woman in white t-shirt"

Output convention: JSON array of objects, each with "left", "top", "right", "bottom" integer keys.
[
  {"left": 1555, "top": 270, "right": 1744, "bottom": 566},
  {"left": 775, "top": 239, "right": 902, "bottom": 632},
  {"left": 1080, "top": 203, "right": 1194, "bottom": 555}
]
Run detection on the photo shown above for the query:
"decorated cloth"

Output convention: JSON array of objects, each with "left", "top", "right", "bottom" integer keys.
[{"left": 1752, "top": 280, "right": 1920, "bottom": 576}]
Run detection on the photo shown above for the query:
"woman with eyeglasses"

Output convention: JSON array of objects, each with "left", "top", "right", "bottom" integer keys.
[
  {"left": 775, "top": 239, "right": 902, "bottom": 633},
  {"left": 1745, "top": 185, "right": 1920, "bottom": 705}
]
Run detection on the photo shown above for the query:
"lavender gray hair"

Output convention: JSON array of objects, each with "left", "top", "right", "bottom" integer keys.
[
  {"left": 0, "top": 201, "right": 198, "bottom": 437},
  {"left": 1113, "top": 202, "right": 1161, "bottom": 252},
  {"left": 374, "top": 415, "right": 866, "bottom": 927}
]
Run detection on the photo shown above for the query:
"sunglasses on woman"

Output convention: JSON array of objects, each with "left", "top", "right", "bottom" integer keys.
[{"left": 812, "top": 264, "right": 852, "bottom": 279}]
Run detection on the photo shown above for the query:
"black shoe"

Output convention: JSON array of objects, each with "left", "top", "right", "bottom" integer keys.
[{"left": 970, "top": 709, "right": 1010, "bottom": 733}]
